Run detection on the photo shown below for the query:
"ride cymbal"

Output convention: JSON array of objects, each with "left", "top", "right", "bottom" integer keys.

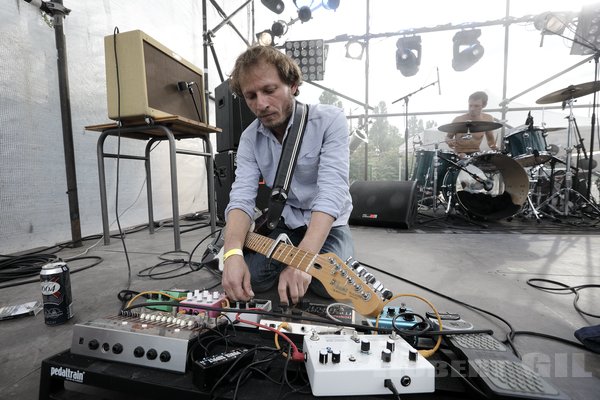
[
  {"left": 438, "top": 120, "right": 503, "bottom": 134},
  {"left": 536, "top": 81, "right": 600, "bottom": 104}
]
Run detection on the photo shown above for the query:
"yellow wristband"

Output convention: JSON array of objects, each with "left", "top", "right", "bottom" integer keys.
[{"left": 223, "top": 248, "right": 244, "bottom": 262}]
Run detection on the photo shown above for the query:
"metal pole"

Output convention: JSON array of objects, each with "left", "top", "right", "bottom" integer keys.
[
  {"left": 500, "top": 0, "right": 511, "bottom": 146},
  {"left": 363, "top": 0, "right": 370, "bottom": 181},
  {"left": 53, "top": 0, "right": 82, "bottom": 247}
]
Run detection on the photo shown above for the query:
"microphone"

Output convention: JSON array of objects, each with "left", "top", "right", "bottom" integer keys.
[
  {"left": 483, "top": 178, "right": 494, "bottom": 191},
  {"left": 436, "top": 67, "right": 441, "bottom": 95},
  {"left": 177, "top": 81, "right": 195, "bottom": 91}
]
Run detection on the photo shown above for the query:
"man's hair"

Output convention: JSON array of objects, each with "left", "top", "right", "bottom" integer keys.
[
  {"left": 229, "top": 46, "right": 303, "bottom": 97},
  {"left": 469, "top": 91, "right": 488, "bottom": 107}
]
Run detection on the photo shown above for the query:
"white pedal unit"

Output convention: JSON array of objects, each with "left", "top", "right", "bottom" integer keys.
[{"left": 303, "top": 333, "right": 435, "bottom": 396}]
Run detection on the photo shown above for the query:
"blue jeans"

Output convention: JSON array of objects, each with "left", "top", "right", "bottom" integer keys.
[{"left": 245, "top": 224, "right": 354, "bottom": 299}]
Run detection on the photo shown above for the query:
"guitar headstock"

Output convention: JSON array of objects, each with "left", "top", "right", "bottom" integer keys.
[{"left": 311, "top": 253, "right": 385, "bottom": 317}]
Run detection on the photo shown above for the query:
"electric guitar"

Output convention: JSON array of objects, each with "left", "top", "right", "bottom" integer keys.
[{"left": 243, "top": 231, "right": 385, "bottom": 318}]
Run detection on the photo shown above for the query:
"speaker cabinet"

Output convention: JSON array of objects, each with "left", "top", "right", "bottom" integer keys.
[
  {"left": 104, "top": 30, "right": 206, "bottom": 123},
  {"left": 349, "top": 180, "right": 417, "bottom": 229},
  {"left": 214, "top": 151, "right": 269, "bottom": 221},
  {"left": 215, "top": 79, "right": 256, "bottom": 152}
]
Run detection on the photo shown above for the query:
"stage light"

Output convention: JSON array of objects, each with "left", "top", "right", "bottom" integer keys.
[
  {"left": 396, "top": 36, "right": 421, "bottom": 77},
  {"left": 322, "top": 0, "right": 340, "bottom": 11},
  {"left": 261, "top": 0, "right": 284, "bottom": 14},
  {"left": 534, "top": 12, "right": 571, "bottom": 35},
  {"left": 297, "top": 6, "right": 312, "bottom": 22},
  {"left": 345, "top": 40, "right": 365, "bottom": 60},
  {"left": 571, "top": 3, "right": 600, "bottom": 55},
  {"left": 452, "top": 30, "right": 484, "bottom": 72},
  {"left": 285, "top": 39, "right": 326, "bottom": 81},
  {"left": 271, "top": 20, "right": 288, "bottom": 37},
  {"left": 256, "top": 30, "right": 274, "bottom": 46}
]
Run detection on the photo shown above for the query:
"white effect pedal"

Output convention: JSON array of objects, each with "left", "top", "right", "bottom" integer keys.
[{"left": 303, "top": 333, "right": 435, "bottom": 396}]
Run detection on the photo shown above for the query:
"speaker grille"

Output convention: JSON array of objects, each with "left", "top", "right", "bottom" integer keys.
[{"left": 349, "top": 180, "right": 417, "bottom": 229}]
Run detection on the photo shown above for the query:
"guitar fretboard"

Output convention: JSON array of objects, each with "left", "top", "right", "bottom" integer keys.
[{"left": 245, "top": 232, "right": 317, "bottom": 273}]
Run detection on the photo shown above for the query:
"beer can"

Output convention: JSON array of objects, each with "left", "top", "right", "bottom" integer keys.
[{"left": 40, "top": 261, "right": 74, "bottom": 325}]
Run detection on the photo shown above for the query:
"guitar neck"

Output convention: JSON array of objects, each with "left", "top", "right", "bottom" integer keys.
[{"left": 244, "top": 232, "right": 315, "bottom": 273}]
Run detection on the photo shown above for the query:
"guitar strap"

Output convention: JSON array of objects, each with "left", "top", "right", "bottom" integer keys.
[{"left": 265, "top": 101, "right": 309, "bottom": 232}]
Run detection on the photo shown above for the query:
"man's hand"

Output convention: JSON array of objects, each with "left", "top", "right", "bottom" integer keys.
[
  {"left": 221, "top": 256, "right": 254, "bottom": 301},
  {"left": 277, "top": 266, "right": 312, "bottom": 305}
]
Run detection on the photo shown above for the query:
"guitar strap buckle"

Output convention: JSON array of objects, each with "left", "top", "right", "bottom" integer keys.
[{"left": 265, "top": 233, "right": 292, "bottom": 259}]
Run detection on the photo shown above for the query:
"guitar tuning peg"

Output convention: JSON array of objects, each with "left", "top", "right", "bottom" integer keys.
[{"left": 381, "top": 288, "right": 393, "bottom": 300}]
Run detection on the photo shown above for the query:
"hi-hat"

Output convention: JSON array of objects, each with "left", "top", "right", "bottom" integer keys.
[
  {"left": 536, "top": 81, "right": 600, "bottom": 104},
  {"left": 438, "top": 120, "right": 502, "bottom": 134}
]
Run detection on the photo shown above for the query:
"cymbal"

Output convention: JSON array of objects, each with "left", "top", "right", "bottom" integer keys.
[
  {"left": 543, "top": 127, "right": 565, "bottom": 132},
  {"left": 438, "top": 120, "right": 502, "bottom": 134},
  {"left": 536, "top": 81, "right": 600, "bottom": 104}
]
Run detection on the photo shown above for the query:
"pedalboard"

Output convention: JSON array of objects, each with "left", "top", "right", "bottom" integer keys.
[
  {"left": 71, "top": 312, "right": 207, "bottom": 373},
  {"left": 303, "top": 332, "right": 435, "bottom": 396}
]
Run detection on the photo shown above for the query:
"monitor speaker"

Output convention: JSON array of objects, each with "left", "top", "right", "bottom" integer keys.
[
  {"left": 349, "top": 180, "right": 417, "bottom": 229},
  {"left": 215, "top": 80, "right": 256, "bottom": 152},
  {"left": 214, "top": 151, "right": 269, "bottom": 221}
]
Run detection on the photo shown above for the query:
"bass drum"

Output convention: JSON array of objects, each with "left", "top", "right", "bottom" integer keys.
[{"left": 442, "top": 152, "right": 529, "bottom": 220}]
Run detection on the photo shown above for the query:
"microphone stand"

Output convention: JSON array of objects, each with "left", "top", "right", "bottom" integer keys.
[
  {"left": 392, "top": 79, "right": 439, "bottom": 180},
  {"left": 587, "top": 52, "right": 599, "bottom": 201}
]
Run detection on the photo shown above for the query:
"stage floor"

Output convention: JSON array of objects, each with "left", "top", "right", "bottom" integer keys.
[{"left": 1, "top": 216, "right": 599, "bottom": 399}]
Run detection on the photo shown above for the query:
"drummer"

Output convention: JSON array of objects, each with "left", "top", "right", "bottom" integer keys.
[{"left": 446, "top": 91, "right": 498, "bottom": 158}]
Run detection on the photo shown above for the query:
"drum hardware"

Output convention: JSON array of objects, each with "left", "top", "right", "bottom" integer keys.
[
  {"left": 438, "top": 120, "right": 503, "bottom": 134},
  {"left": 439, "top": 152, "right": 528, "bottom": 221},
  {"left": 537, "top": 81, "right": 600, "bottom": 203},
  {"left": 503, "top": 125, "right": 552, "bottom": 167},
  {"left": 535, "top": 91, "right": 600, "bottom": 217},
  {"left": 411, "top": 139, "right": 458, "bottom": 211}
]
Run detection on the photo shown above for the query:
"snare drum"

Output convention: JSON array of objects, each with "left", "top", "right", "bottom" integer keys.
[
  {"left": 442, "top": 152, "right": 529, "bottom": 220},
  {"left": 411, "top": 149, "right": 458, "bottom": 194},
  {"left": 503, "top": 125, "right": 551, "bottom": 167}
]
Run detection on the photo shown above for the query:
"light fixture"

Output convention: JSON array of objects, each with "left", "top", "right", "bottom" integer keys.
[
  {"left": 271, "top": 20, "right": 288, "bottom": 37},
  {"left": 345, "top": 40, "right": 365, "bottom": 60},
  {"left": 452, "top": 30, "right": 484, "bottom": 72},
  {"left": 261, "top": 0, "right": 284, "bottom": 14},
  {"left": 534, "top": 12, "right": 571, "bottom": 35},
  {"left": 285, "top": 39, "right": 326, "bottom": 81},
  {"left": 256, "top": 30, "right": 274, "bottom": 46},
  {"left": 294, "top": 0, "right": 313, "bottom": 22},
  {"left": 322, "top": 0, "right": 340, "bottom": 11},
  {"left": 571, "top": 3, "right": 600, "bottom": 55},
  {"left": 396, "top": 36, "right": 421, "bottom": 77}
]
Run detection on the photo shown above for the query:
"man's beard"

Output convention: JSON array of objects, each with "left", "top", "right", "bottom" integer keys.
[{"left": 263, "top": 96, "right": 294, "bottom": 132}]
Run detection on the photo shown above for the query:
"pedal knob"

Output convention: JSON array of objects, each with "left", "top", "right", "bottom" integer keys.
[
  {"left": 332, "top": 350, "right": 341, "bottom": 364},
  {"left": 319, "top": 349, "right": 328, "bottom": 364},
  {"left": 386, "top": 339, "right": 395, "bottom": 353},
  {"left": 360, "top": 339, "right": 370, "bottom": 353},
  {"left": 381, "top": 348, "right": 392, "bottom": 363},
  {"left": 408, "top": 349, "right": 418, "bottom": 362}
]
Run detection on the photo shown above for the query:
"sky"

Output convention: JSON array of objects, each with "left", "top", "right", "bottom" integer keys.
[{"left": 249, "top": 0, "right": 600, "bottom": 135}]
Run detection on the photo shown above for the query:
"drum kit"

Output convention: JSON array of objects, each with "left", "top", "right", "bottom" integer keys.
[{"left": 411, "top": 82, "right": 600, "bottom": 221}]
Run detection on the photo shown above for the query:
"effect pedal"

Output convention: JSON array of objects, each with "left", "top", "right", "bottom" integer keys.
[
  {"left": 426, "top": 311, "right": 473, "bottom": 331},
  {"left": 303, "top": 332, "right": 435, "bottom": 396}
]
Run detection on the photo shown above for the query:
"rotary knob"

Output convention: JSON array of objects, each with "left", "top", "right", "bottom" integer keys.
[{"left": 360, "top": 339, "right": 370, "bottom": 353}]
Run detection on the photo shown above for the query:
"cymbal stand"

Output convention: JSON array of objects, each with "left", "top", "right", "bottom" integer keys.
[
  {"left": 536, "top": 99, "right": 600, "bottom": 216},
  {"left": 432, "top": 143, "right": 440, "bottom": 212}
]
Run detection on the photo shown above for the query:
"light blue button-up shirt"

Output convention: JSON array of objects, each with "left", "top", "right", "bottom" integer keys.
[{"left": 225, "top": 102, "right": 353, "bottom": 229}]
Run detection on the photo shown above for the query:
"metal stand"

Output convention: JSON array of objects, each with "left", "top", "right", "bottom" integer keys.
[
  {"left": 89, "top": 119, "right": 218, "bottom": 251},
  {"left": 536, "top": 99, "right": 600, "bottom": 216}
]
